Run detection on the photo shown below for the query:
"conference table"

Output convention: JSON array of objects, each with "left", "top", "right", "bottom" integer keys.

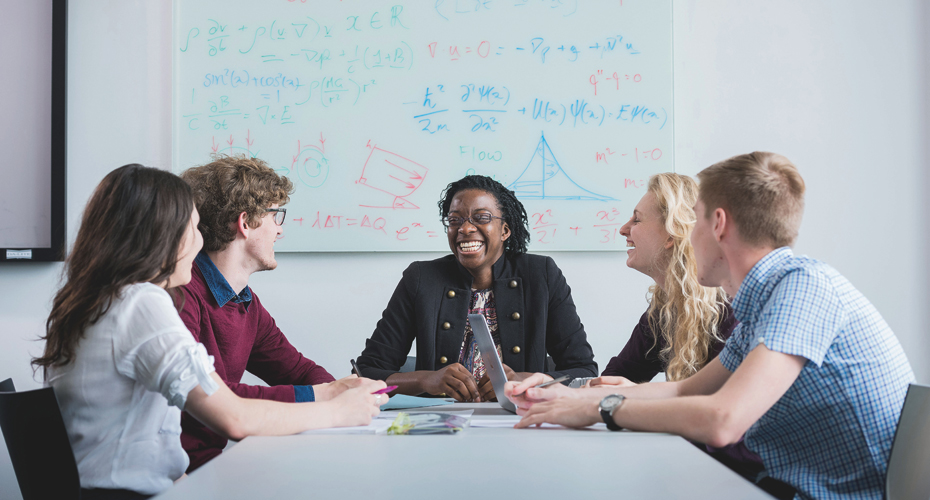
[{"left": 154, "top": 403, "right": 773, "bottom": 499}]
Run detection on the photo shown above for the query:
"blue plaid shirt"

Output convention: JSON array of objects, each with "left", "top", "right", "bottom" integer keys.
[{"left": 719, "top": 248, "right": 914, "bottom": 500}]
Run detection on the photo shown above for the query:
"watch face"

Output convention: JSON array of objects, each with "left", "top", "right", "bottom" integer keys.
[{"left": 599, "top": 394, "right": 623, "bottom": 412}]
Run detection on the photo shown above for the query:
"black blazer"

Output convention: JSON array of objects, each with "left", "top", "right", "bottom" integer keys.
[{"left": 357, "top": 253, "right": 597, "bottom": 380}]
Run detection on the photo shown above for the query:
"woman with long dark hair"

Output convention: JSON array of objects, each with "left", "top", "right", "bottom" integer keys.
[
  {"left": 356, "top": 175, "right": 597, "bottom": 402},
  {"left": 36, "top": 164, "right": 385, "bottom": 500}
]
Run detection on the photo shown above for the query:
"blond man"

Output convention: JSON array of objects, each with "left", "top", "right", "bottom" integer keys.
[{"left": 508, "top": 153, "right": 914, "bottom": 500}]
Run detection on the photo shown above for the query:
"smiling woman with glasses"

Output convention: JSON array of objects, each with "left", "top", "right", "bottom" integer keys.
[{"left": 356, "top": 175, "right": 597, "bottom": 402}]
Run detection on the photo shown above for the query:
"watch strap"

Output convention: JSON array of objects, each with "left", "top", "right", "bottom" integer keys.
[{"left": 600, "top": 407, "right": 624, "bottom": 431}]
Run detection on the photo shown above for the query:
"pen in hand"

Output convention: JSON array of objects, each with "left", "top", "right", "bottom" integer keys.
[
  {"left": 514, "top": 374, "right": 573, "bottom": 398},
  {"left": 351, "top": 359, "right": 397, "bottom": 395}
]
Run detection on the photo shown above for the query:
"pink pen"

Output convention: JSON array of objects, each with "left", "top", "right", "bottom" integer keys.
[{"left": 373, "top": 386, "right": 398, "bottom": 395}]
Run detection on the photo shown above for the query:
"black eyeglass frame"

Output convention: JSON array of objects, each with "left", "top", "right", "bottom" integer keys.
[
  {"left": 441, "top": 214, "right": 506, "bottom": 229},
  {"left": 265, "top": 208, "right": 287, "bottom": 226}
]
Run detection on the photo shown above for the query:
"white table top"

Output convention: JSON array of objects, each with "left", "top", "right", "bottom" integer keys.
[{"left": 155, "top": 403, "right": 772, "bottom": 499}]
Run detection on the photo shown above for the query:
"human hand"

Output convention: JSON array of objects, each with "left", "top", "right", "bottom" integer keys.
[
  {"left": 330, "top": 378, "right": 388, "bottom": 427},
  {"left": 508, "top": 371, "right": 535, "bottom": 383},
  {"left": 514, "top": 397, "right": 602, "bottom": 429},
  {"left": 585, "top": 376, "right": 637, "bottom": 388},
  {"left": 504, "top": 373, "right": 551, "bottom": 408},
  {"left": 505, "top": 372, "right": 553, "bottom": 398},
  {"left": 504, "top": 373, "right": 580, "bottom": 411},
  {"left": 422, "top": 363, "right": 480, "bottom": 401},
  {"left": 477, "top": 373, "right": 494, "bottom": 402},
  {"left": 313, "top": 375, "right": 370, "bottom": 401},
  {"left": 477, "top": 363, "right": 518, "bottom": 402}
]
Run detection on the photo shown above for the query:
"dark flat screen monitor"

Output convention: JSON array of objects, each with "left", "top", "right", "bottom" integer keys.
[{"left": 0, "top": 0, "right": 66, "bottom": 262}]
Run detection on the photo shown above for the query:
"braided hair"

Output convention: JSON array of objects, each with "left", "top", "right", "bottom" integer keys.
[{"left": 438, "top": 175, "right": 530, "bottom": 258}]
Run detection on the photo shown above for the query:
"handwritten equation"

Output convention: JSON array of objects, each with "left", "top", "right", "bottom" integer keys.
[
  {"left": 279, "top": 206, "right": 638, "bottom": 247},
  {"left": 175, "top": 0, "right": 673, "bottom": 251},
  {"left": 409, "top": 84, "right": 667, "bottom": 135}
]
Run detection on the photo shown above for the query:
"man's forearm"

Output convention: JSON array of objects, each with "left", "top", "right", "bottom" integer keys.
[{"left": 611, "top": 394, "right": 738, "bottom": 447}]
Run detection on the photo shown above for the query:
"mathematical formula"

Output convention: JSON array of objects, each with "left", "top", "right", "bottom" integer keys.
[{"left": 175, "top": 0, "right": 673, "bottom": 251}]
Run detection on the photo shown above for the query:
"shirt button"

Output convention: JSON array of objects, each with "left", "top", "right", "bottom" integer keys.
[
  {"left": 509, "top": 280, "right": 518, "bottom": 288},
  {"left": 511, "top": 312, "right": 521, "bottom": 320},
  {"left": 439, "top": 356, "right": 448, "bottom": 364},
  {"left": 757, "top": 337, "right": 765, "bottom": 344},
  {"left": 442, "top": 322, "right": 451, "bottom": 330},
  {"left": 447, "top": 290, "right": 455, "bottom": 298},
  {"left": 512, "top": 346, "right": 521, "bottom": 354}
]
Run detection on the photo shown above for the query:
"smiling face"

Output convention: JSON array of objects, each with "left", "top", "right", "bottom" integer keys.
[
  {"left": 166, "top": 204, "right": 204, "bottom": 289},
  {"left": 446, "top": 189, "right": 511, "bottom": 282},
  {"left": 618, "top": 191, "right": 672, "bottom": 283},
  {"left": 245, "top": 203, "right": 284, "bottom": 272}
]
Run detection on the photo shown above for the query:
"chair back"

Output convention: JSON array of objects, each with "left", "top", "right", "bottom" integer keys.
[
  {"left": 0, "top": 378, "right": 13, "bottom": 393},
  {"left": 886, "top": 383, "right": 930, "bottom": 500},
  {"left": 0, "top": 386, "right": 80, "bottom": 500},
  {"left": 399, "top": 356, "right": 417, "bottom": 373}
]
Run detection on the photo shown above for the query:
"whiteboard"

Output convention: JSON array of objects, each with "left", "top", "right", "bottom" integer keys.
[{"left": 173, "top": 0, "right": 672, "bottom": 251}]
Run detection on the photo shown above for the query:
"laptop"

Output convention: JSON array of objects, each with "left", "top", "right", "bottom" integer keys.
[{"left": 467, "top": 314, "right": 517, "bottom": 413}]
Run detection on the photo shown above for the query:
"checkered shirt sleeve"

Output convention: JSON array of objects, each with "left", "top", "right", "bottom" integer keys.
[{"left": 717, "top": 249, "right": 915, "bottom": 500}]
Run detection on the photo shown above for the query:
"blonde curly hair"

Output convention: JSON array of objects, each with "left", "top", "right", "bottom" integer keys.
[{"left": 645, "top": 173, "right": 728, "bottom": 381}]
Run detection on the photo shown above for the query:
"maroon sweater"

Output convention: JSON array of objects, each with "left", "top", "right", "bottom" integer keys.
[
  {"left": 602, "top": 305, "right": 737, "bottom": 381},
  {"left": 179, "top": 258, "right": 334, "bottom": 471}
]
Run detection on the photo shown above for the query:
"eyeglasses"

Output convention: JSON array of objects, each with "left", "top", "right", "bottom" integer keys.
[
  {"left": 441, "top": 214, "right": 505, "bottom": 228},
  {"left": 265, "top": 208, "right": 286, "bottom": 226}
]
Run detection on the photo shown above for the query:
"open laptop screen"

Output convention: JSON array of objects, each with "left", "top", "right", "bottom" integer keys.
[{"left": 467, "top": 314, "right": 517, "bottom": 413}]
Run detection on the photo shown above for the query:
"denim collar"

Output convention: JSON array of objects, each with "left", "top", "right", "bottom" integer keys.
[
  {"left": 731, "top": 246, "right": 793, "bottom": 323},
  {"left": 194, "top": 251, "right": 252, "bottom": 309}
]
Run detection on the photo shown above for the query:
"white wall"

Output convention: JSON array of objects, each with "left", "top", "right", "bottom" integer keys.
[
  {"left": 1, "top": 1, "right": 927, "bottom": 498},
  {"left": 674, "top": 0, "right": 930, "bottom": 382}
]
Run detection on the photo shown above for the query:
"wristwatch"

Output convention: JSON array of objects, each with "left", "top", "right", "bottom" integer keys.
[{"left": 598, "top": 394, "right": 625, "bottom": 431}]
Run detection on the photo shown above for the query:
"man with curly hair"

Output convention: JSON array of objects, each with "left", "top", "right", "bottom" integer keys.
[{"left": 178, "top": 155, "right": 362, "bottom": 471}]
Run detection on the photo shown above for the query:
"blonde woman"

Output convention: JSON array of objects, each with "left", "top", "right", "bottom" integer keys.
[
  {"left": 595, "top": 173, "right": 762, "bottom": 480},
  {"left": 592, "top": 172, "right": 732, "bottom": 386},
  {"left": 518, "top": 173, "right": 764, "bottom": 481}
]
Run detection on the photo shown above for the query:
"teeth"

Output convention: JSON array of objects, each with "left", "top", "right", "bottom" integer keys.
[
  {"left": 626, "top": 242, "right": 635, "bottom": 248},
  {"left": 459, "top": 241, "right": 483, "bottom": 252}
]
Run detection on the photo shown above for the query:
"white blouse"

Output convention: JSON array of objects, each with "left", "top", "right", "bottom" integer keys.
[{"left": 47, "top": 282, "right": 218, "bottom": 495}]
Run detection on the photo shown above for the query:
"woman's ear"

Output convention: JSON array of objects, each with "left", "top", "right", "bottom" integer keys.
[
  {"left": 664, "top": 237, "right": 673, "bottom": 250},
  {"left": 501, "top": 221, "right": 511, "bottom": 242}
]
